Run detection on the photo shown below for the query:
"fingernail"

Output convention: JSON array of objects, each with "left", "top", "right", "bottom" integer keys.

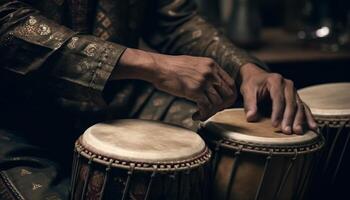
[
  {"left": 296, "top": 125, "right": 303, "bottom": 134},
  {"left": 247, "top": 110, "right": 254, "bottom": 117},
  {"left": 272, "top": 121, "right": 279, "bottom": 127},
  {"left": 284, "top": 126, "right": 292, "bottom": 134}
]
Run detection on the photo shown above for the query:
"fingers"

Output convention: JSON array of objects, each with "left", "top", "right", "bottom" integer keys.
[
  {"left": 193, "top": 65, "right": 237, "bottom": 121},
  {"left": 303, "top": 100, "right": 318, "bottom": 132},
  {"left": 192, "top": 94, "right": 211, "bottom": 121},
  {"left": 206, "top": 85, "right": 223, "bottom": 109},
  {"left": 217, "top": 67, "right": 236, "bottom": 91},
  {"left": 241, "top": 85, "right": 259, "bottom": 122},
  {"left": 281, "top": 80, "right": 297, "bottom": 134},
  {"left": 212, "top": 72, "right": 237, "bottom": 106},
  {"left": 292, "top": 99, "right": 306, "bottom": 134},
  {"left": 268, "top": 75, "right": 285, "bottom": 127}
]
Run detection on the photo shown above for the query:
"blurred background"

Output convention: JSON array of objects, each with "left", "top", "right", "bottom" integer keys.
[{"left": 195, "top": 0, "right": 350, "bottom": 89}]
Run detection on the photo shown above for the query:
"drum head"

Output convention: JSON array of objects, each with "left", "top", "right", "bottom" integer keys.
[
  {"left": 80, "top": 119, "right": 206, "bottom": 163},
  {"left": 201, "top": 108, "right": 319, "bottom": 146},
  {"left": 298, "top": 82, "right": 350, "bottom": 117}
]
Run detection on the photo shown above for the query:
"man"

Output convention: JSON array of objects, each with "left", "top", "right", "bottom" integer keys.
[{"left": 0, "top": 0, "right": 316, "bottom": 199}]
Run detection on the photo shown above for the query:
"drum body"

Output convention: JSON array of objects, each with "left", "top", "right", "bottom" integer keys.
[
  {"left": 299, "top": 83, "right": 350, "bottom": 199},
  {"left": 70, "top": 120, "right": 211, "bottom": 200},
  {"left": 200, "top": 109, "right": 324, "bottom": 200}
]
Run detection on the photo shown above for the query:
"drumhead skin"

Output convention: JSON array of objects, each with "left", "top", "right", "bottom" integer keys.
[
  {"left": 298, "top": 82, "right": 350, "bottom": 118},
  {"left": 201, "top": 108, "right": 319, "bottom": 146},
  {"left": 80, "top": 119, "right": 206, "bottom": 163}
]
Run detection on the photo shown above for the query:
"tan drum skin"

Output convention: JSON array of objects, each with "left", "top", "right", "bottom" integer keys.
[
  {"left": 199, "top": 108, "right": 324, "bottom": 200},
  {"left": 71, "top": 119, "right": 211, "bottom": 200}
]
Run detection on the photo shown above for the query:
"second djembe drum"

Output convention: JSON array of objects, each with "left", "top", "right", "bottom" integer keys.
[
  {"left": 199, "top": 108, "right": 324, "bottom": 200},
  {"left": 299, "top": 82, "right": 350, "bottom": 199},
  {"left": 70, "top": 119, "right": 211, "bottom": 200}
]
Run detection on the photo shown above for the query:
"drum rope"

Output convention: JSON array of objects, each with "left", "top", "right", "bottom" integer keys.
[
  {"left": 144, "top": 169, "right": 157, "bottom": 200},
  {"left": 69, "top": 150, "right": 77, "bottom": 200},
  {"left": 225, "top": 145, "right": 242, "bottom": 200},
  {"left": 70, "top": 150, "right": 82, "bottom": 200},
  {"left": 212, "top": 141, "right": 222, "bottom": 177},
  {"left": 293, "top": 154, "right": 308, "bottom": 199},
  {"left": 254, "top": 150, "right": 273, "bottom": 200},
  {"left": 322, "top": 122, "right": 344, "bottom": 175},
  {"left": 273, "top": 150, "right": 298, "bottom": 200},
  {"left": 332, "top": 122, "right": 349, "bottom": 185},
  {"left": 80, "top": 155, "right": 95, "bottom": 200},
  {"left": 165, "top": 171, "right": 177, "bottom": 199},
  {"left": 99, "top": 161, "right": 112, "bottom": 200},
  {"left": 121, "top": 165, "right": 134, "bottom": 200}
]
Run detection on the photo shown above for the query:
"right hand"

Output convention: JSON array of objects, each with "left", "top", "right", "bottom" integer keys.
[
  {"left": 116, "top": 48, "right": 237, "bottom": 121},
  {"left": 151, "top": 54, "right": 237, "bottom": 121}
]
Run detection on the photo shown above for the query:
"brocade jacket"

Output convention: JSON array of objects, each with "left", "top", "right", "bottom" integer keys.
[{"left": 0, "top": 0, "right": 264, "bottom": 147}]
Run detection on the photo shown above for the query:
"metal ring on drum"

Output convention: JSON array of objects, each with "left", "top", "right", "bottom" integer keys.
[
  {"left": 199, "top": 108, "right": 324, "bottom": 200},
  {"left": 70, "top": 119, "right": 212, "bottom": 200},
  {"left": 298, "top": 82, "right": 350, "bottom": 199}
]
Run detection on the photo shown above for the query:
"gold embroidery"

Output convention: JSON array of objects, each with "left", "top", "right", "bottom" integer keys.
[
  {"left": 67, "top": 37, "right": 79, "bottom": 49},
  {"left": 38, "top": 24, "right": 51, "bottom": 35},
  {"left": 32, "top": 183, "right": 42, "bottom": 191},
  {"left": 153, "top": 98, "right": 164, "bottom": 106},
  {"left": 192, "top": 30, "right": 202, "bottom": 39},
  {"left": 20, "top": 169, "right": 32, "bottom": 176},
  {"left": 83, "top": 43, "right": 97, "bottom": 57},
  {"left": 96, "top": 11, "right": 105, "bottom": 22},
  {"left": 100, "top": 32, "right": 110, "bottom": 40},
  {"left": 28, "top": 16, "right": 37, "bottom": 26},
  {"left": 102, "top": 18, "right": 111, "bottom": 28}
]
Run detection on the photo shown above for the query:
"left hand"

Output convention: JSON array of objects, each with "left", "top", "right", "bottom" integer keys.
[{"left": 239, "top": 63, "right": 317, "bottom": 134}]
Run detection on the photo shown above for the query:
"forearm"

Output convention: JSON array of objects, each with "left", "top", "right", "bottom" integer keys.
[
  {"left": 143, "top": 0, "right": 268, "bottom": 83},
  {"left": 110, "top": 48, "right": 157, "bottom": 82}
]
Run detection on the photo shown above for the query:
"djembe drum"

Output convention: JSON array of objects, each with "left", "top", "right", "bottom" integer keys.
[
  {"left": 298, "top": 82, "right": 350, "bottom": 198},
  {"left": 199, "top": 108, "right": 324, "bottom": 200},
  {"left": 70, "top": 119, "right": 211, "bottom": 200}
]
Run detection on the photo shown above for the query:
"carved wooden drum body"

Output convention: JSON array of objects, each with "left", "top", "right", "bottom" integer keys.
[
  {"left": 199, "top": 109, "right": 324, "bottom": 200},
  {"left": 70, "top": 119, "right": 211, "bottom": 200},
  {"left": 299, "top": 82, "right": 350, "bottom": 198}
]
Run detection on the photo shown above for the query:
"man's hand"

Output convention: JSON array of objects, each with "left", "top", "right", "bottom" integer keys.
[
  {"left": 239, "top": 63, "right": 317, "bottom": 134},
  {"left": 115, "top": 48, "right": 237, "bottom": 121},
  {"left": 153, "top": 55, "right": 237, "bottom": 121}
]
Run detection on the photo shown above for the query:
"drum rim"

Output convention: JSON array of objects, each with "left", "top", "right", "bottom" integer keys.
[
  {"left": 204, "top": 134, "right": 324, "bottom": 155},
  {"left": 81, "top": 119, "right": 207, "bottom": 162},
  {"left": 201, "top": 108, "right": 320, "bottom": 146},
  {"left": 314, "top": 115, "right": 350, "bottom": 127},
  {"left": 74, "top": 139, "right": 212, "bottom": 172},
  {"left": 298, "top": 82, "right": 350, "bottom": 117}
]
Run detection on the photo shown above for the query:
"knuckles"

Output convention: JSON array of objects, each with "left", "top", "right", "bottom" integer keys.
[{"left": 267, "top": 73, "right": 283, "bottom": 83}]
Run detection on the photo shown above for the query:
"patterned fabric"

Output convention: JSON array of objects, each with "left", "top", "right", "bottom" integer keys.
[{"left": 0, "top": 0, "right": 268, "bottom": 199}]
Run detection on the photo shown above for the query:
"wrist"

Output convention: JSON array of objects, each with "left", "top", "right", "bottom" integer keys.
[
  {"left": 239, "top": 63, "right": 266, "bottom": 82},
  {"left": 111, "top": 48, "right": 157, "bottom": 82}
]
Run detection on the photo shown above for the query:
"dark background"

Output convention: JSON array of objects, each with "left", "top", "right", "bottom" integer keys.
[{"left": 194, "top": 0, "right": 350, "bottom": 89}]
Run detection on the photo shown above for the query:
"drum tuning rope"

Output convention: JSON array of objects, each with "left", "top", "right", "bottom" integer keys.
[
  {"left": 70, "top": 149, "right": 82, "bottom": 200},
  {"left": 322, "top": 122, "right": 345, "bottom": 175},
  {"left": 225, "top": 145, "right": 243, "bottom": 200},
  {"left": 332, "top": 122, "right": 350, "bottom": 185},
  {"left": 121, "top": 165, "right": 135, "bottom": 200},
  {"left": 254, "top": 150, "right": 273, "bottom": 200},
  {"left": 144, "top": 168, "right": 157, "bottom": 200},
  {"left": 273, "top": 150, "right": 298, "bottom": 200},
  {"left": 81, "top": 155, "right": 95, "bottom": 200},
  {"left": 211, "top": 140, "right": 222, "bottom": 176},
  {"left": 99, "top": 161, "right": 112, "bottom": 200}
]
